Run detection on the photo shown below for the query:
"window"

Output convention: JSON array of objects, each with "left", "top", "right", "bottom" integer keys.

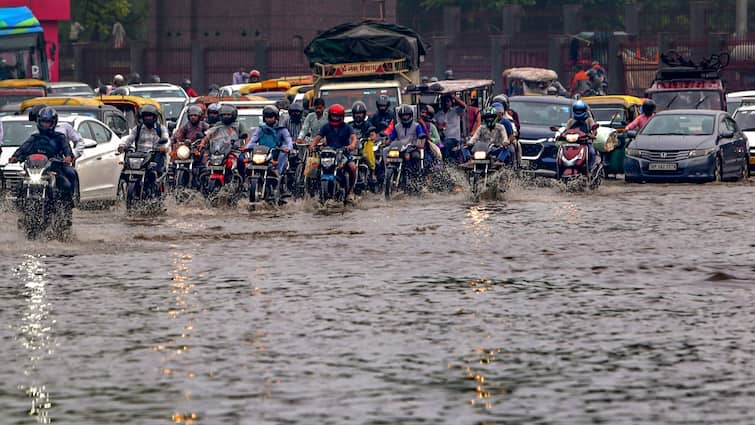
[
  {"left": 88, "top": 121, "right": 112, "bottom": 143},
  {"left": 724, "top": 117, "right": 738, "bottom": 133},
  {"left": 77, "top": 122, "right": 94, "bottom": 139},
  {"left": 105, "top": 112, "right": 129, "bottom": 135}
]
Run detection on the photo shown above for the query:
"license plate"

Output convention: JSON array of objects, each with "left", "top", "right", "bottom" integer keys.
[
  {"left": 649, "top": 162, "right": 678, "bottom": 171},
  {"left": 520, "top": 159, "right": 531, "bottom": 168}
]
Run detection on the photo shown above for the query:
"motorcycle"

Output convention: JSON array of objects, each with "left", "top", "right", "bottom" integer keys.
[
  {"left": 204, "top": 139, "right": 242, "bottom": 206},
  {"left": 317, "top": 146, "right": 349, "bottom": 205},
  {"left": 119, "top": 148, "right": 166, "bottom": 211},
  {"left": 352, "top": 138, "right": 375, "bottom": 195},
  {"left": 287, "top": 141, "right": 310, "bottom": 198},
  {"left": 383, "top": 141, "right": 425, "bottom": 200},
  {"left": 554, "top": 126, "right": 604, "bottom": 190},
  {"left": 245, "top": 145, "right": 283, "bottom": 206},
  {"left": 17, "top": 154, "right": 72, "bottom": 239},
  {"left": 467, "top": 141, "right": 506, "bottom": 197},
  {"left": 171, "top": 139, "right": 206, "bottom": 202}
]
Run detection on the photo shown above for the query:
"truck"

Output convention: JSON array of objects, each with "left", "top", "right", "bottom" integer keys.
[
  {"left": 645, "top": 51, "right": 729, "bottom": 112},
  {"left": 303, "top": 21, "right": 428, "bottom": 115},
  {"left": 0, "top": 6, "right": 49, "bottom": 81}
]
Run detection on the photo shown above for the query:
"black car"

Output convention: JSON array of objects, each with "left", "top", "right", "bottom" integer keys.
[
  {"left": 509, "top": 95, "right": 574, "bottom": 177},
  {"left": 624, "top": 110, "right": 750, "bottom": 182}
]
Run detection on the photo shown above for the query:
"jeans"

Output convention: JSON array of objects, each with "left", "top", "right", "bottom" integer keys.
[
  {"left": 441, "top": 138, "right": 462, "bottom": 162},
  {"left": 145, "top": 153, "right": 165, "bottom": 190}
]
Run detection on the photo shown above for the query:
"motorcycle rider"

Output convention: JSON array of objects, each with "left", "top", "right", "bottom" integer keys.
[
  {"left": 9, "top": 107, "right": 75, "bottom": 211},
  {"left": 297, "top": 98, "right": 328, "bottom": 143},
  {"left": 200, "top": 104, "right": 248, "bottom": 180},
  {"left": 280, "top": 102, "right": 304, "bottom": 143},
  {"left": 386, "top": 104, "right": 428, "bottom": 168},
  {"left": 118, "top": 104, "right": 171, "bottom": 191},
  {"left": 180, "top": 79, "right": 199, "bottom": 97},
  {"left": 369, "top": 95, "right": 394, "bottom": 135},
  {"left": 171, "top": 104, "right": 209, "bottom": 181},
  {"left": 563, "top": 100, "right": 598, "bottom": 169},
  {"left": 625, "top": 99, "right": 656, "bottom": 131},
  {"left": 464, "top": 107, "right": 513, "bottom": 165},
  {"left": 205, "top": 102, "right": 222, "bottom": 126},
  {"left": 435, "top": 94, "right": 466, "bottom": 162},
  {"left": 245, "top": 105, "right": 292, "bottom": 177},
  {"left": 308, "top": 104, "right": 358, "bottom": 202},
  {"left": 349, "top": 101, "right": 377, "bottom": 182}
]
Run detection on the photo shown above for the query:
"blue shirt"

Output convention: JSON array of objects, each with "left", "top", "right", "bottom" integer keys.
[
  {"left": 318, "top": 123, "right": 354, "bottom": 149},
  {"left": 499, "top": 118, "right": 514, "bottom": 137}
]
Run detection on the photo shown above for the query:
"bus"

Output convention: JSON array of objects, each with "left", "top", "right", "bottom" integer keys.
[{"left": 0, "top": 6, "right": 49, "bottom": 81}]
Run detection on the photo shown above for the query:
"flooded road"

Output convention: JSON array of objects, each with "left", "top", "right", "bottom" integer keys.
[{"left": 1, "top": 180, "right": 754, "bottom": 424}]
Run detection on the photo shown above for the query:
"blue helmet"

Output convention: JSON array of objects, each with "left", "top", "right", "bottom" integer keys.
[{"left": 572, "top": 100, "right": 588, "bottom": 121}]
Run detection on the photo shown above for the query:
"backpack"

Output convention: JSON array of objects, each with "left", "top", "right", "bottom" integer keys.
[{"left": 135, "top": 122, "right": 163, "bottom": 144}]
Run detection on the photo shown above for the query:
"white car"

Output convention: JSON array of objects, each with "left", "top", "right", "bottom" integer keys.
[
  {"left": 726, "top": 90, "right": 755, "bottom": 113},
  {"left": 1, "top": 115, "right": 123, "bottom": 205},
  {"left": 731, "top": 105, "right": 755, "bottom": 172}
]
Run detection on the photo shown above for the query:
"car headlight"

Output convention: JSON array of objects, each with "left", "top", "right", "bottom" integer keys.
[
  {"left": 565, "top": 133, "right": 579, "bottom": 142},
  {"left": 387, "top": 149, "right": 400, "bottom": 158},
  {"left": 688, "top": 147, "right": 716, "bottom": 158},
  {"left": 252, "top": 153, "right": 267, "bottom": 164},
  {"left": 625, "top": 148, "right": 642, "bottom": 157},
  {"left": 473, "top": 151, "right": 487, "bottom": 160},
  {"left": 176, "top": 145, "right": 191, "bottom": 160}
]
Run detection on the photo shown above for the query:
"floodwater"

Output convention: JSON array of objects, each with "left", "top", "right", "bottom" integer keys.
[{"left": 1, "top": 179, "right": 754, "bottom": 424}]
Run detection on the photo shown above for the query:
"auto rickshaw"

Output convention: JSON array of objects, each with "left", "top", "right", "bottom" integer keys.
[
  {"left": 502, "top": 67, "right": 566, "bottom": 96},
  {"left": 286, "top": 84, "right": 314, "bottom": 105},
  {"left": 0, "top": 78, "right": 48, "bottom": 93},
  {"left": 583, "top": 94, "right": 644, "bottom": 176},
  {"left": 20, "top": 96, "right": 104, "bottom": 112},
  {"left": 98, "top": 95, "right": 165, "bottom": 128}
]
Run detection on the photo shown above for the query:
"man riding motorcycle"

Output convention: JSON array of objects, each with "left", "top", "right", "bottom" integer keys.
[
  {"left": 201, "top": 104, "right": 248, "bottom": 179},
  {"left": 369, "top": 95, "right": 395, "bottom": 135},
  {"left": 118, "top": 104, "right": 171, "bottom": 190},
  {"left": 9, "top": 107, "right": 75, "bottom": 210},
  {"left": 435, "top": 94, "right": 466, "bottom": 161},
  {"left": 308, "top": 104, "right": 358, "bottom": 202},
  {"left": 464, "top": 107, "right": 513, "bottom": 165},
  {"left": 349, "top": 101, "right": 377, "bottom": 181},
  {"left": 205, "top": 103, "right": 222, "bottom": 126},
  {"left": 562, "top": 100, "right": 598, "bottom": 169},
  {"left": 245, "top": 105, "right": 293, "bottom": 177},
  {"left": 386, "top": 104, "right": 428, "bottom": 167},
  {"left": 171, "top": 104, "right": 209, "bottom": 180},
  {"left": 281, "top": 102, "right": 304, "bottom": 143},
  {"left": 297, "top": 98, "right": 328, "bottom": 143}
]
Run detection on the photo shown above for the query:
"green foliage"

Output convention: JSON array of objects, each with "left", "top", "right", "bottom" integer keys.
[{"left": 71, "top": 0, "right": 130, "bottom": 40}]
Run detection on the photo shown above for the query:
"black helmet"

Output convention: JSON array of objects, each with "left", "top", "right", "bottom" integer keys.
[
  {"left": 351, "top": 101, "right": 367, "bottom": 124},
  {"left": 396, "top": 104, "right": 413, "bottom": 127},
  {"left": 262, "top": 105, "right": 279, "bottom": 120},
  {"left": 492, "top": 94, "right": 509, "bottom": 110},
  {"left": 376, "top": 95, "right": 390, "bottom": 109},
  {"left": 36, "top": 107, "right": 58, "bottom": 135},
  {"left": 28, "top": 103, "right": 48, "bottom": 122},
  {"left": 219, "top": 104, "right": 237, "bottom": 125},
  {"left": 206, "top": 102, "right": 221, "bottom": 124},
  {"left": 641, "top": 99, "right": 656, "bottom": 116},
  {"left": 180, "top": 79, "right": 191, "bottom": 90},
  {"left": 139, "top": 104, "right": 159, "bottom": 127}
]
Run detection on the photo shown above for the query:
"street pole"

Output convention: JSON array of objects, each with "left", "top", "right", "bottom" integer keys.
[{"left": 736, "top": 0, "right": 748, "bottom": 39}]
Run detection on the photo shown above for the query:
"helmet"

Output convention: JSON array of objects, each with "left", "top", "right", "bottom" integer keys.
[
  {"left": 28, "top": 103, "right": 48, "bottom": 122},
  {"left": 288, "top": 102, "right": 303, "bottom": 121},
  {"left": 641, "top": 99, "right": 656, "bottom": 116},
  {"left": 491, "top": 102, "right": 504, "bottom": 113},
  {"left": 113, "top": 74, "right": 125, "bottom": 87},
  {"left": 262, "top": 105, "right": 279, "bottom": 120},
  {"left": 351, "top": 101, "right": 367, "bottom": 124},
  {"left": 396, "top": 104, "right": 414, "bottom": 127},
  {"left": 328, "top": 104, "right": 345, "bottom": 126},
  {"left": 148, "top": 74, "right": 161, "bottom": 83},
  {"left": 219, "top": 104, "right": 237, "bottom": 125},
  {"left": 444, "top": 69, "right": 454, "bottom": 80},
  {"left": 376, "top": 95, "right": 390, "bottom": 110},
  {"left": 249, "top": 69, "right": 261, "bottom": 80},
  {"left": 423, "top": 104, "right": 435, "bottom": 118},
  {"left": 572, "top": 100, "right": 588, "bottom": 121},
  {"left": 206, "top": 103, "right": 221, "bottom": 124},
  {"left": 187, "top": 104, "right": 203, "bottom": 123},
  {"left": 482, "top": 107, "right": 498, "bottom": 129},
  {"left": 180, "top": 79, "right": 191, "bottom": 90},
  {"left": 139, "top": 104, "right": 159, "bottom": 127},
  {"left": 492, "top": 94, "right": 509, "bottom": 110},
  {"left": 36, "top": 107, "right": 58, "bottom": 135}
]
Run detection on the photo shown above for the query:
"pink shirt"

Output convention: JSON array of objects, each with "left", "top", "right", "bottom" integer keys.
[{"left": 626, "top": 114, "right": 653, "bottom": 131}]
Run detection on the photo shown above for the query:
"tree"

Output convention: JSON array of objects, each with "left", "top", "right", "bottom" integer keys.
[{"left": 72, "top": 0, "right": 131, "bottom": 41}]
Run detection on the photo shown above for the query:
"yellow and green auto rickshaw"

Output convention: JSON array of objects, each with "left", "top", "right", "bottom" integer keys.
[{"left": 583, "top": 95, "right": 645, "bottom": 176}]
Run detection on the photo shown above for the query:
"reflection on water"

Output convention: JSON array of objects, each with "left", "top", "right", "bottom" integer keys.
[{"left": 15, "top": 255, "right": 53, "bottom": 424}]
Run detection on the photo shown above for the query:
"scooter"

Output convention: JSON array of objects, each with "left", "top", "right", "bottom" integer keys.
[{"left": 554, "top": 126, "right": 604, "bottom": 191}]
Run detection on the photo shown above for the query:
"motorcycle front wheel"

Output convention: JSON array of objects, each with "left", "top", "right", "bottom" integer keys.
[{"left": 384, "top": 168, "right": 395, "bottom": 200}]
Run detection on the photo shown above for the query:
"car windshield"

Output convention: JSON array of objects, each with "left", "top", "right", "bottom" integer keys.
[
  {"left": 734, "top": 109, "right": 755, "bottom": 130},
  {"left": 510, "top": 100, "right": 571, "bottom": 127},
  {"left": 642, "top": 114, "right": 715, "bottom": 136},
  {"left": 319, "top": 87, "right": 399, "bottom": 115},
  {"left": 1, "top": 121, "right": 39, "bottom": 146},
  {"left": 159, "top": 101, "right": 185, "bottom": 120},
  {"left": 591, "top": 107, "right": 626, "bottom": 123},
  {"left": 0, "top": 93, "right": 44, "bottom": 106},
  {"left": 253, "top": 92, "right": 286, "bottom": 101},
  {"left": 131, "top": 89, "right": 187, "bottom": 99},
  {"left": 650, "top": 90, "right": 722, "bottom": 112},
  {"left": 48, "top": 85, "right": 93, "bottom": 96},
  {"left": 238, "top": 113, "right": 262, "bottom": 132}
]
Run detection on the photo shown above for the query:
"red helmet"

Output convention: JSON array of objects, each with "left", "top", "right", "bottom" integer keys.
[
  {"left": 249, "top": 69, "right": 261, "bottom": 78},
  {"left": 328, "top": 104, "right": 345, "bottom": 126}
]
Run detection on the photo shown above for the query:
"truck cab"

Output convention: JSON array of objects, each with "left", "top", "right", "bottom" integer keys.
[
  {"left": 646, "top": 61, "right": 727, "bottom": 112},
  {"left": 318, "top": 80, "right": 402, "bottom": 116}
]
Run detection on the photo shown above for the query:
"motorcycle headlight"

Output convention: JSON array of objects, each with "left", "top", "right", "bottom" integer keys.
[
  {"left": 176, "top": 145, "right": 191, "bottom": 160},
  {"left": 128, "top": 158, "right": 144, "bottom": 169},
  {"left": 688, "top": 147, "right": 716, "bottom": 158},
  {"left": 387, "top": 149, "right": 400, "bottom": 158},
  {"left": 252, "top": 153, "right": 267, "bottom": 164},
  {"left": 321, "top": 157, "right": 335, "bottom": 167},
  {"left": 211, "top": 154, "right": 225, "bottom": 163},
  {"left": 473, "top": 151, "right": 487, "bottom": 160},
  {"left": 625, "top": 148, "right": 642, "bottom": 158},
  {"left": 565, "top": 133, "right": 579, "bottom": 143},
  {"left": 27, "top": 169, "right": 45, "bottom": 183}
]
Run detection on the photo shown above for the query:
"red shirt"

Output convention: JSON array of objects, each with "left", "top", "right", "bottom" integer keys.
[
  {"left": 625, "top": 114, "right": 653, "bottom": 131},
  {"left": 186, "top": 87, "right": 199, "bottom": 97}
]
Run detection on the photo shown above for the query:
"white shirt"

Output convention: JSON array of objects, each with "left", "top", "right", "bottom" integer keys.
[{"left": 56, "top": 122, "right": 84, "bottom": 158}]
